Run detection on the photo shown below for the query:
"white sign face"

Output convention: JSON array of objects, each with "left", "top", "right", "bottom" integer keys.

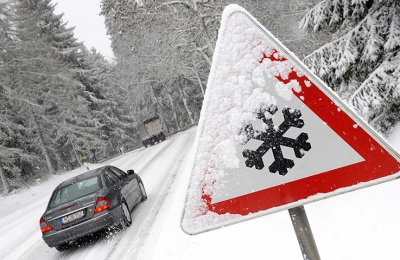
[
  {"left": 211, "top": 74, "right": 364, "bottom": 204},
  {"left": 181, "top": 5, "right": 400, "bottom": 235}
]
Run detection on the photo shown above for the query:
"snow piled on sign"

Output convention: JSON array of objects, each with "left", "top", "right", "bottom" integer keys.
[{"left": 181, "top": 5, "right": 304, "bottom": 234}]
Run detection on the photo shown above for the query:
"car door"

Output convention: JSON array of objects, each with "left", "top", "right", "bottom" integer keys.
[
  {"left": 109, "top": 167, "right": 138, "bottom": 209},
  {"left": 104, "top": 169, "right": 130, "bottom": 206}
]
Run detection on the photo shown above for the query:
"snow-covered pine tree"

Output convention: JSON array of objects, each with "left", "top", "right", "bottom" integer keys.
[
  {"left": 3, "top": 0, "right": 63, "bottom": 175},
  {"left": 5, "top": 0, "right": 103, "bottom": 173},
  {"left": 81, "top": 47, "right": 137, "bottom": 158},
  {"left": 0, "top": 0, "right": 137, "bottom": 191},
  {"left": 0, "top": 0, "right": 49, "bottom": 192},
  {"left": 31, "top": 0, "right": 106, "bottom": 166},
  {"left": 0, "top": 1, "right": 14, "bottom": 193},
  {"left": 300, "top": 0, "right": 400, "bottom": 135},
  {"left": 31, "top": 0, "right": 135, "bottom": 164}
]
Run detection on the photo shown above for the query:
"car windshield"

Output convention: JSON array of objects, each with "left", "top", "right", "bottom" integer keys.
[{"left": 49, "top": 175, "right": 102, "bottom": 208}]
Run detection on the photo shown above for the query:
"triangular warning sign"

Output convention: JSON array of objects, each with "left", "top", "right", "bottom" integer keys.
[{"left": 181, "top": 5, "right": 400, "bottom": 234}]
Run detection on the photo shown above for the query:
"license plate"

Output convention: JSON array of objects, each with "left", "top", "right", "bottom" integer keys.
[{"left": 60, "top": 210, "right": 85, "bottom": 224}]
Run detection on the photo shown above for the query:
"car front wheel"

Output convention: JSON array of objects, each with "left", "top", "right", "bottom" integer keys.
[{"left": 121, "top": 200, "right": 132, "bottom": 229}]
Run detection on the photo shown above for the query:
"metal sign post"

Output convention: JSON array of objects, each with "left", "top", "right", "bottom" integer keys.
[{"left": 289, "top": 206, "right": 321, "bottom": 260}]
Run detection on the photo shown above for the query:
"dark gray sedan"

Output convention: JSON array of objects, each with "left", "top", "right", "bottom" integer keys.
[{"left": 39, "top": 165, "right": 147, "bottom": 251}]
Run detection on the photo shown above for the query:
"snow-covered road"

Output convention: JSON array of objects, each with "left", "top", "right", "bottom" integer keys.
[
  {"left": 1, "top": 126, "right": 400, "bottom": 259},
  {"left": 0, "top": 128, "right": 196, "bottom": 260}
]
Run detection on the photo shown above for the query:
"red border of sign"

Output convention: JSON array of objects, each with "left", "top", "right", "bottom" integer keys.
[{"left": 202, "top": 52, "right": 400, "bottom": 216}]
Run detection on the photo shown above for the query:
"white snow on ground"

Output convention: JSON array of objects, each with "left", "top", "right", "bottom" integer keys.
[{"left": 0, "top": 125, "right": 400, "bottom": 260}]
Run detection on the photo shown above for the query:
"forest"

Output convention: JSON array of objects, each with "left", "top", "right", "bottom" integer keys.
[{"left": 1, "top": 0, "right": 399, "bottom": 193}]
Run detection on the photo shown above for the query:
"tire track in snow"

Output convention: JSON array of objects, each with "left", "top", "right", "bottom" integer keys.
[
  {"left": 0, "top": 203, "right": 49, "bottom": 259},
  {"left": 0, "top": 187, "right": 55, "bottom": 260},
  {"left": 104, "top": 131, "right": 195, "bottom": 260},
  {"left": 0, "top": 195, "right": 47, "bottom": 233}
]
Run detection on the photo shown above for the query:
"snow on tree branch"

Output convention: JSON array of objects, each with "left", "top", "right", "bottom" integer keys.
[{"left": 301, "top": 0, "right": 400, "bottom": 135}]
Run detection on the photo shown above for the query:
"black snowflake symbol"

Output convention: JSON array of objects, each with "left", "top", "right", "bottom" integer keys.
[{"left": 240, "top": 106, "right": 311, "bottom": 176}]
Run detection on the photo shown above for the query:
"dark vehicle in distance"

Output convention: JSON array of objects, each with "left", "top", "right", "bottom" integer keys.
[
  {"left": 138, "top": 116, "right": 167, "bottom": 147},
  {"left": 39, "top": 166, "right": 147, "bottom": 251}
]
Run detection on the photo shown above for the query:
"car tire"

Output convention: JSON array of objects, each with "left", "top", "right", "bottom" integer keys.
[
  {"left": 120, "top": 200, "right": 132, "bottom": 229},
  {"left": 55, "top": 243, "right": 70, "bottom": 251},
  {"left": 139, "top": 181, "right": 147, "bottom": 202}
]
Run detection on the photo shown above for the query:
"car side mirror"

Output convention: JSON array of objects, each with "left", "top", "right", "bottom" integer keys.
[{"left": 127, "top": 170, "right": 135, "bottom": 175}]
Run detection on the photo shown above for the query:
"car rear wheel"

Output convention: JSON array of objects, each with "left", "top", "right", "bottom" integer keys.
[
  {"left": 121, "top": 200, "right": 132, "bottom": 229},
  {"left": 139, "top": 181, "right": 147, "bottom": 202}
]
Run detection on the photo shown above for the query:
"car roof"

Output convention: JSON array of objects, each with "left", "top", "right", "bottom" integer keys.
[{"left": 55, "top": 166, "right": 111, "bottom": 189}]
